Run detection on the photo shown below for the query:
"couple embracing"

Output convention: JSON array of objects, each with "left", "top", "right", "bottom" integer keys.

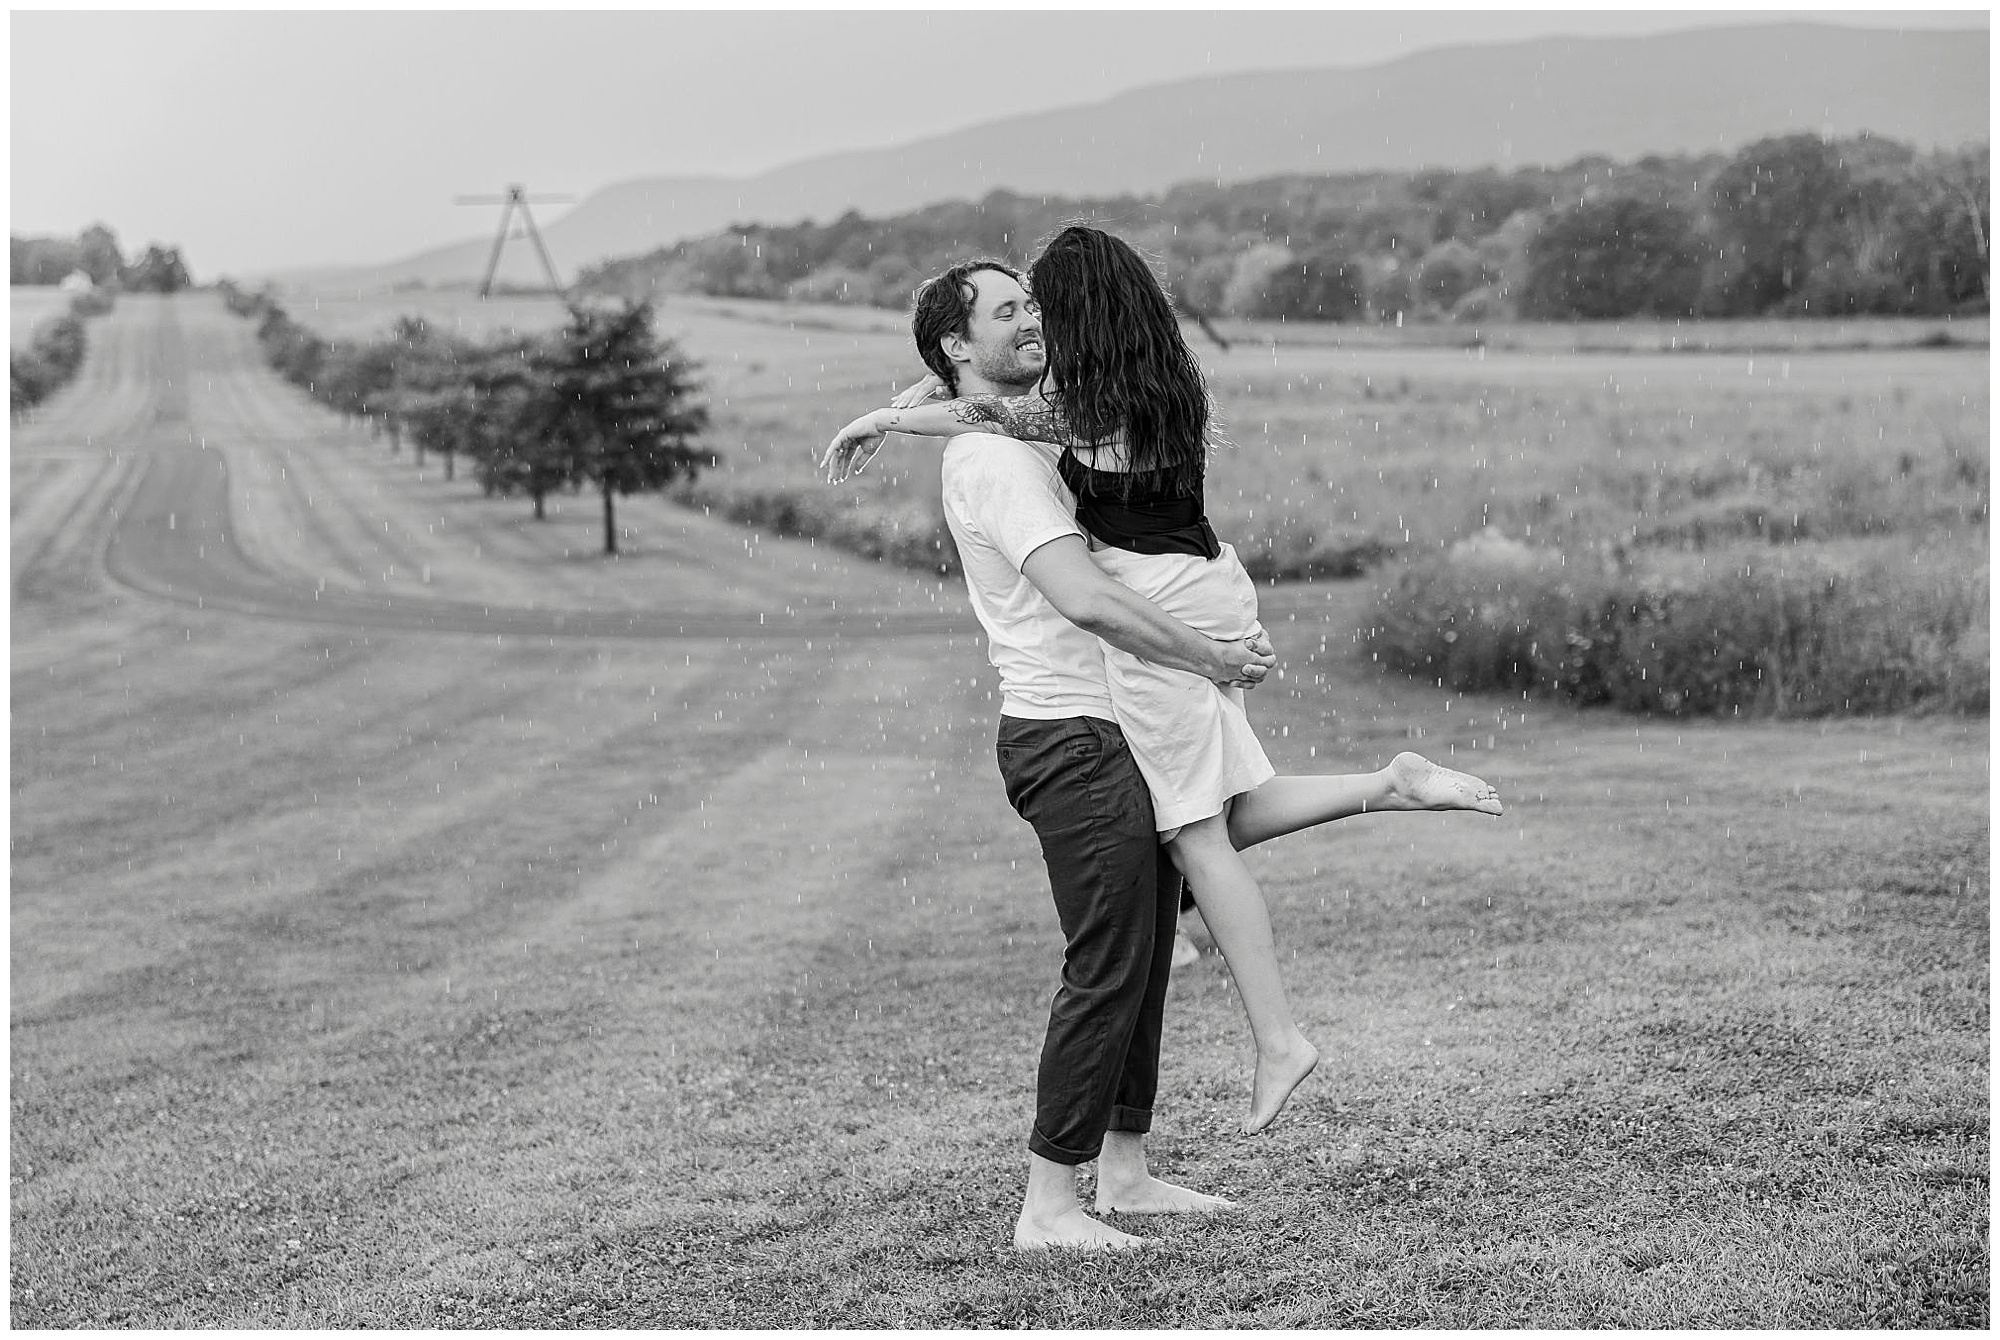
[{"left": 820, "top": 226, "right": 1501, "bottom": 1251}]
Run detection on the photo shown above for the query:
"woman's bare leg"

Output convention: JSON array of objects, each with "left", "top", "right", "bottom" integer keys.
[
  {"left": 1227, "top": 752, "right": 1503, "bottom": 850},
  {"left": 1165, "top": 813, "right": 1319, "bottom": 1134}
]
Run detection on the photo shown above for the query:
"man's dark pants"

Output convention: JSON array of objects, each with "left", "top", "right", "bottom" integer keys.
[{"left": 996, "top": 714, "right": 1179, "bottom": 1165}]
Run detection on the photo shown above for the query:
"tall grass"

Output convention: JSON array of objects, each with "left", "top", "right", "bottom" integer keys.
[
  {"left": 1362, "top": 535, "right": 1988, "bottom": 717},
  {"left": 1209, "top": 355, "right": 1988, "bottom": 571}
]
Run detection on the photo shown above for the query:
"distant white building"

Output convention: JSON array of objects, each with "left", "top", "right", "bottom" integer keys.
[{"left": 58, "top": 270, "right": 94, "bottom": 293}]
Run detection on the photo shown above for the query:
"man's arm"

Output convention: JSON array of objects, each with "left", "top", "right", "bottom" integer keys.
[{"left": 1020, "top": 534, "right": 1273, "bottom": 688}]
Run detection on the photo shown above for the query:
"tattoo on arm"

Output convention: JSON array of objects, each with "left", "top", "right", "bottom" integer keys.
[
  {"left": 944, "top": 396, "right": 1008, "bottom": 427},
  {"left": 945, "top": 394, "right": 1074, "bottom": 445}
]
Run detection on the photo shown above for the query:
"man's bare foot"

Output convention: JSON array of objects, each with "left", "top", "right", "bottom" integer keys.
[
  {"left": 1244, "top": 1037, "right": 1320, "bottom": 1135},
  {"left": 1013, "top": 1205, "right": 1152, "bottom": 1252},
  {"left": 1095, "top": 1172, "right": 1238, "bottom": 1216},
  {"left": 1387, "top": 751, "right": 1503, "bottom": 816}
]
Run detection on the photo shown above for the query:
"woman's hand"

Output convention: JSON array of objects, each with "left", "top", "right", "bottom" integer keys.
[
  {"left": 819, "top": 410, "right": 894, "bottom": 484},
  {"left": 888, "top": 374, "right": 945, "bottom": 410}
]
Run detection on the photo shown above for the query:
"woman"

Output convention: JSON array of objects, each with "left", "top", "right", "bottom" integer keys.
[{"left": 823, "top": 226, "right": 1501, "bottom": 1133}]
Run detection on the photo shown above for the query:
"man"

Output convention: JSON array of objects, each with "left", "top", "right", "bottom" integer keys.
[
  {"left": 910, "top": 260, "right": 1211, "bottom": 980},
  {"left": 907, "top": 259, "right": 1265, "bottom": 1251}
]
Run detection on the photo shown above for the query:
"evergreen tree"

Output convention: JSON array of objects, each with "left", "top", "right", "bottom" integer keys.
[
  {"left": 464, "top": 341, "right": 571, "bottom": 511},
  {"left": 533, "top": 301, "right": 707, "bottom": 553}
]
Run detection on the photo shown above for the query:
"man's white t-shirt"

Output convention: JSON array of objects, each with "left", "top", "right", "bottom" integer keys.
[{"left": 940, "top": 433, "right": 1116, "bottom": 722}]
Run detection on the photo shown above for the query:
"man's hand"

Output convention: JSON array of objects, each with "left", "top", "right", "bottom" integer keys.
[
  {"left": 888, "top": 374, "right": 945, "bottom": 410},
  {"left": 1020, "top": 535, "right": 1282, "bottom": 689},
  {"left": 1213, "top": 630, "right": 1276, "bottom": 690},
  {"left": 819, "top": 410, "right": 892, "bottom": 484}
]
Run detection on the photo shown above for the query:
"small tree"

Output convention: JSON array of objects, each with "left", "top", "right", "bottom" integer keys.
[
  {"left": 1414, "top": 239, "right": 1484, "bottom": 314},
  {"left": 256, "top": 307, "right": 327, "bottom": 389},
  {"left": 11, "top": 352, "right": 47, "bottom": 416},
  {"left": 377, "top": 316, "right": 451, "bottom": 454},
  {"left": 1901, "top": 145, "right": 1991, "bottom": 310},
  {"left": 1259, "top": 245, "right": 1367, "bottom": 322},
  {"left": 1361, "top": 256, "right": 1416, "bottom": 323},
  {"left": 533, "top": 300, "right": 707, "bottom": 554},
  {"left": 398, "top": 382, "right": 455, "bottom": 473},
  {"left": 321, "top": 341, "right": 399, "bottom": 433},
  {"left": 78, "top": 224, "right": 123, "bottom": 287},
  {"left": 466, "top": 352, "right": 572, "bottom": 514},
  {"left": 123, "top": 244, "right": 192, "bottom": 293},
  {"left": 1220, "top": 242, "right": 1294, "bottom": 317}
]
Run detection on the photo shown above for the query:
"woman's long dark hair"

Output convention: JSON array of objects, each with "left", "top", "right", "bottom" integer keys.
[{"left": 1029, "top": 225, "right": 1211, "bottom": 497}]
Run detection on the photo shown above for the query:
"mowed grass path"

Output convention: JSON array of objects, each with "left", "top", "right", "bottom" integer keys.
[{"left": 10, "top": 297, "right": 1989, "bottom": 1327}]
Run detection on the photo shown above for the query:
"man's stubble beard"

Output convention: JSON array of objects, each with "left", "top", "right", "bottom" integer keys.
[{"left": 967, "top": 344, "right": 1044, "bottom": 397}]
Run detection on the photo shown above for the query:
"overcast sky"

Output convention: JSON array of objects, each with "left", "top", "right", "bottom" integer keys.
[{"left": 9, "top": 6, "right": 1988, "bottom": 277}]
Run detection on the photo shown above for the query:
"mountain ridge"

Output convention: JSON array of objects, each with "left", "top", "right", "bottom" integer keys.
[{"left": 267, "top": 22, "right": 1987, "bottom": 289}]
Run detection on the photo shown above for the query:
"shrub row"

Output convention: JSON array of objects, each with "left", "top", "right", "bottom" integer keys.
[
  {"left": 673, "top": 477, "right": 1408, "bottom": 585},
  {"left": 9, "top": 288, "right": 113, "bottom": 417},
  {"left": 678, "top": 480, "right": 962, "bottom": 576},
  {"left": 1362, "top": 537, "right": 1987, "bottom": 716}
]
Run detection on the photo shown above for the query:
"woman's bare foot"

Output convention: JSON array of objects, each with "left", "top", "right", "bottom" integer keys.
[
  {"left": 1095, "top": 1172, "right": 1238, "bottom": 1216},
  {"left": 1013, "top": 1205, "right": 1152, "bottom": 1252},
  {"left": 1243, "top": 1036, "right": 1320, "bottom": 1135},
  {"left": 1386, "top": 751, "right": 1503, "bottom": 815}
]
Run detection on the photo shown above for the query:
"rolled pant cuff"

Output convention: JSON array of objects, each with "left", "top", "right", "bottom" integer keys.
[
  {"left": 1029, "top": 1128, "right": 1102, "bottom": 1166},
  {"left": 1108, "top": 1104, "right": 1153, "bottom": 1135}
]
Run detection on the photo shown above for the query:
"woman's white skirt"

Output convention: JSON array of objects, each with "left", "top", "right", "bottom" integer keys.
[{"left": 1091, "top": 541, "right": 1276, "bottom": 836}]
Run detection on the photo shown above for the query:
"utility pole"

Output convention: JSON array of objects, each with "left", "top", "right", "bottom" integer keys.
[{"left": 455, "top": 185, "right": 575, "bottom": 301}]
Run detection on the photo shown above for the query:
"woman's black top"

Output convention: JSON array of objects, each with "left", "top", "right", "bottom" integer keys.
[
  {"left": 1056, "top": 449, "right": 1221, "bottom": 560},
  {"left": 937, "top": 389, "right": 1222, "bottom": 559}
]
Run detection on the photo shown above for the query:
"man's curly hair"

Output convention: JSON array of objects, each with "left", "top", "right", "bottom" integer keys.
[{"left": 909, "top": 258, "right": 1025, "bottom": 396}]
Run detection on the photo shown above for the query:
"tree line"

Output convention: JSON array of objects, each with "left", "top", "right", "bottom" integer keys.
[
  {"left": 10, "top": 286, "right": 115, "bottom": 418},
  {"left": 11, "top": 223, "right": 192, "bottom": 292},
  {"left": 575, "top": 133, "right": 1987, "bottom": 323},
  {"left": 217, "top": 283, "right": 710, "bottom": 555}
]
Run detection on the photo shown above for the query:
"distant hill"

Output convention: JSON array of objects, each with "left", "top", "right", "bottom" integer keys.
[{"left": 272, "top": 21, "right": 1987, "bottom": 291}]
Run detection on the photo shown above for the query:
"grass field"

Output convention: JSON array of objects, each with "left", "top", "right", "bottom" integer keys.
[
  {"left": 12, "top": 294, "right": 1986, "bottom": 1327},
  {"left": 268, "top": 285, "right": 1990, "bottom": 582}
]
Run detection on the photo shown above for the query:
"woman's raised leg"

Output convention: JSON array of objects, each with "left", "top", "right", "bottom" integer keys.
[
  {"left": 1165, "top": 812, "right": 1319, "bottom": 1134},
  {"left": 1226, "top": 752, "right": 1503, "bottom": 850}
]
